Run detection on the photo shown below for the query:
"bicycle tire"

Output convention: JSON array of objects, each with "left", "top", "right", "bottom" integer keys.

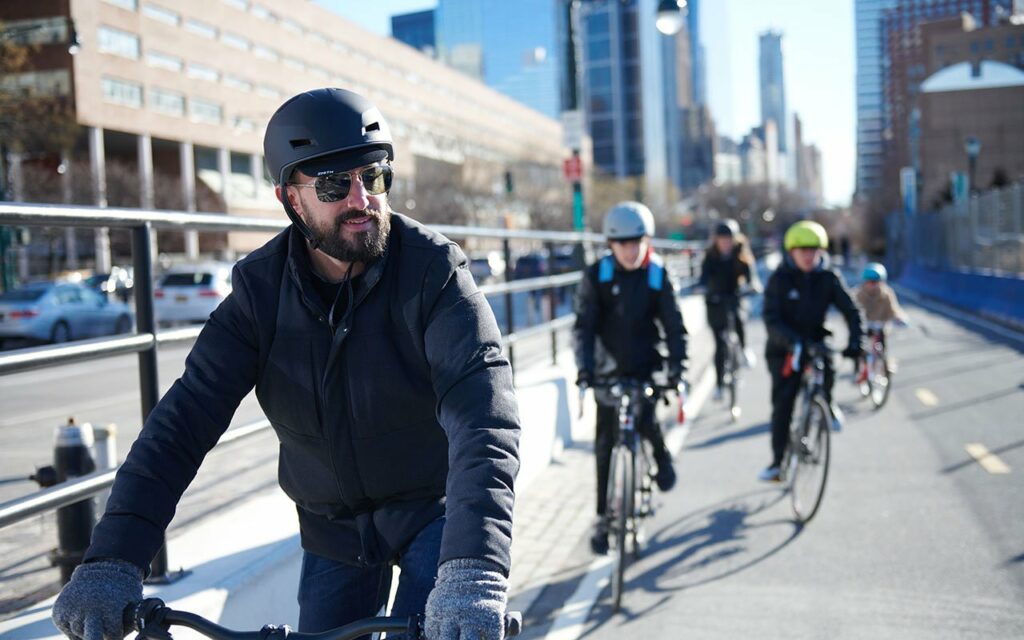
[
  {"left": 790, "top": 396, "right": 831, "bottom": 523},
  {"left": 869, "top": 355, "right": 891, "bottom": 409},
  {"left": 608, "top": 445, "right": 633, "bottom": 612},
  {"left": 727, "top": 339, "right": 740, "bottom": 420}
]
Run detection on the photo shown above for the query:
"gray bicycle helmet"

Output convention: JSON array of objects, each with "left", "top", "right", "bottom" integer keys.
[
  {"left": 603, "top": 201, "right": 655, "bottom": 240},
  {"left": 263, "top": 88, "right": 394, "bottom": 245}
]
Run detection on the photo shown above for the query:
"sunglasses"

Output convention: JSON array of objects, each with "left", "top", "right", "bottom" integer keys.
[{"left": 290, "top": 164, "right": 393, "bottom": 203}]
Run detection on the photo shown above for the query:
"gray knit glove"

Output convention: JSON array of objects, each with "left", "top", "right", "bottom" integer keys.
[
  {"left": 52, "top": 559, "right": 143, "bottom": 640},
  {"left": 424, "top": 558, "right": 508, "bottom": 640}
]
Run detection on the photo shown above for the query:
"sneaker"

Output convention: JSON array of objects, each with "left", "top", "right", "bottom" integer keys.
[
  {"left": 713, "top": 386, "right": 724, "bottom": 402},
  {"left": 831, "top": 402, "right": 844, "bottom": 432},
  {"left": 654, "top": 451, "right": 677, "bottom": 491},
  {"left": 743, "top": 348, "right": 757, "bottom": 369},
  {"left": 758, "top": 464, "right": 782, "bottom": 483},
  {"left": 589, "top": 520, "right": 609, "bottom": 555}
]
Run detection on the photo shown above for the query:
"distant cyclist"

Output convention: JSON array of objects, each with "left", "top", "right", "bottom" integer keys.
[
  {"left": 699, "top": 219, "right": 761, "bottom": 401},
  {"left": 759, "top": 220, "right": 863, "bottom": 482},
  {"left": 855, "top": 262, "right": 909, "bottom": 347},
  {"left": 573, "top": 202, "right": 688, "bottom": 554}
]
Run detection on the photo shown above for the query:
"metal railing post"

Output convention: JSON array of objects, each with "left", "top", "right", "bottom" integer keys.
[
  {"left": 130, "top": 222, "right": 172, "bottom": 581},
  {"left": 502, "top": 238, "right": 515, "bottom": 374},
  {"left": 545, "top": 242, "right": 558, "bottom": 365}
]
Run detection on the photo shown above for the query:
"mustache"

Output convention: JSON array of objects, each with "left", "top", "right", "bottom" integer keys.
[{"left": 337, "top": 207, "right": 385, "bottom": 223}]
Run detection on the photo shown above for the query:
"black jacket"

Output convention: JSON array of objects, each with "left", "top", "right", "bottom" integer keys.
[
  {"left": 762, "top": 254, "right": 863, "bottom": 358},
  {"left": 573, "top": 253, "right": 687, "bottom": 380},
  {"left": 699, "top": 246, "right": 757, "bottom": 306},
  {"left": 85, "top": 215, "right": 521, "bottom": 575}
]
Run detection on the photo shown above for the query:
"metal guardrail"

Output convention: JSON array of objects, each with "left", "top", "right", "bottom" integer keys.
[{"left": 0, "top": 201, "right": 703, "bottom": 576}]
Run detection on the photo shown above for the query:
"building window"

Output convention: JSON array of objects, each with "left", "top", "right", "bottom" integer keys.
[
  {"left": 146, "top": 50, "right": 183, "bottom": 72},
  {"left": 283, "top": 56, "right": 305, "bottom": 71},
  {"left": 281, "top": 19, "right": 304, "bottom": 34},
  {"left": 252, "top": 45, "right": 280, "bottom": 61},
  {"left": 142, "top": 3, "right": 179, "bottom": 25},
  {"left": 251, "top": 4, "right": 277, "bottom": 22},
  {"left": 256, "top": 84, "right": 281, "bottom": 99},
  {"left": 2, "top": 17, "right": 69, "bottom": 46},
  {"left": 102, "top": 0, "right": 138, "bottom": 10},
  {"left": 309, "top": 32, "right": 328, "bottom": 47},
  {"left": 98, "top": 25, "right": 140, "bottom": 59},
  {"left": 0, "top": 69, "right": 71, "bottom": 96},
  {"left": 187, "top": 62, "right": 219, "bottom": 82},
  {"left": 223, "top": 74, "right": 253, "bottom": 92},
  {"left": 222, "top": 0, "right": 248, "bottom": 9},
  {"left": 308, "top": 66, "right": 329, "bottom": 79},
  {"left": 221, "top": 32, "right": 250, "bottom": 50},
  {"left": 970, "top": 40, "right": 979, "bottom": 52},
  {"left": 184, "top": 18, "right": 217, "bottom": 39},
  {"left": 983, "top": 39, "right": 993, "bottom": 52},
  {"left": 232, "top": 117, "right": 257, "bottom": 132},
  {"left": 102, "top": 77, "right": 143, "bottom": 108},
  {"left": 189, "top": 97, "right": 222, "bottom": 124},
  {"left": 150, "top": 87, "right": 184, "bottom": 116}
]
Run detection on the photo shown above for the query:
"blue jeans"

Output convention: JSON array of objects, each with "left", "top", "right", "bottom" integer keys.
[{"left": 297, "top": 516, "right": 444, "bottom": 636}]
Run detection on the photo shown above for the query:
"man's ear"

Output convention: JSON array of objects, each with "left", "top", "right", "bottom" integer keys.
[{"left": 274, "top": 184, "right": 284, "bottom": 204}]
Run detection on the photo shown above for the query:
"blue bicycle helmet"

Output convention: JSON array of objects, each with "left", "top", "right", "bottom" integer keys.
[{"left": 862, "top": 263, "right": 887, "bottom": 282}]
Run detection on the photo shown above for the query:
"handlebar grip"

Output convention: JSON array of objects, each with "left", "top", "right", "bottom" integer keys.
[{"left": 505, "top": 611, "right": 523, "bottom": 637}]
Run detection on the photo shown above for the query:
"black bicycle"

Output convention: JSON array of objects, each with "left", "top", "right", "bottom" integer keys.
[
  {"left": 132, "top": 598, "right": 522, "bottom": 640},
  {"left": 585, "top": 377, "right": 682, "bottom": 612},
  {"left": 721, "top": 306, "right": 743, "bottom": 422},
  {"left": 780, "top": 342, "right": 833, "bottom": 524}
]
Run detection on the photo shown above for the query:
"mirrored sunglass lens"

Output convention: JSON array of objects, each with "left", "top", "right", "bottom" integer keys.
[
  {"left": 314, "top": 173, "right": 352, "bottom": 202},
  {"left": 361, "top": 166, "right": 391, "bottom": 195}
]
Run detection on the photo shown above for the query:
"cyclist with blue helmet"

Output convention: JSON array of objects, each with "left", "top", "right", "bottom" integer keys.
[{"left": 855, "top": 262, "right": 909, "bottom": 345}]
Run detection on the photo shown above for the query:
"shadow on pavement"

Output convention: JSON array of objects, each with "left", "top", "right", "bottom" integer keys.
[
  {"left": 942, "top": 438, "right": 1024, "bottom": 475},
  {"left": 581, "top": 487, "right": 803, "bottom": 634},
  {"left": 685, "top": 422, "right": 770, "bottom": 450}
]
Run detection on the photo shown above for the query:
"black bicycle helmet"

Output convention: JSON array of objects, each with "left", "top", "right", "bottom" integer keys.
[
  {"left": 263, "top": 88, "right": 394, "bottom": 244},
  {"left": 715, "top": 219, "right": 740, "bottom": 237}
]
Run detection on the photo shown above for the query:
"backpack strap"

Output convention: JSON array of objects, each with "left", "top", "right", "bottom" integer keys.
[
  {"left": 598, "top": 255, "right": 615, "bottom": 283},
  {"left": 647, "top": 252, "right": 665, "bottom": 291}
]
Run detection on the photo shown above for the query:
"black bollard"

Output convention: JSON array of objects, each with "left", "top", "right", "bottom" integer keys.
[{"left": 50, "top": 418, "right": 97, "bottom": 584}]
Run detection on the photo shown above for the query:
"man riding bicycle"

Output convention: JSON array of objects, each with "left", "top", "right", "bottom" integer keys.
[
  {"left": 52, "top": 89, "right": 520, "bottom": 640},
  {"left": 759, "top": 220, "right": 863, "bottom": 482},
  {"left": 573, "top": 202, "right": 688, "bottom": 554},
  {"left": 699, "top": 219, "right": 761, "bottom": 401}
]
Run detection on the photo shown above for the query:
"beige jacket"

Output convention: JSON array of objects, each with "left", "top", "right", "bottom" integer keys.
[{"left": 855, "top": 283, "right": 907, "bottom": 324}]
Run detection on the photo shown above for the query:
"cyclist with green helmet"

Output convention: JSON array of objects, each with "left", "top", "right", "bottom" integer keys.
[
  {"left": 759, "top": 220, "right": 863, "bottom": 482},
  {"left": 574, "top": 202, "right": 688, "bottom": 553}
]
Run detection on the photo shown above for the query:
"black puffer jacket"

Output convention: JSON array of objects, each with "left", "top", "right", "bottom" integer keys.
[
  {"left": 85, "top": 215, "right": 521, "bottom": 575},
  {"left": 699, "top": 245, "right": 758, "bottom": 306},
  {"left": 762, "top": 254, "right": 863, "bottom": 358},
  {"left": 573, "top": 253, "right": 687, "bottom": 380}
]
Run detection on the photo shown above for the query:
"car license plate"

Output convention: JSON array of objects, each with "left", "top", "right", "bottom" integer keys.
[{"left": 175, "top": 295, "right": 188, "bottom": 303}]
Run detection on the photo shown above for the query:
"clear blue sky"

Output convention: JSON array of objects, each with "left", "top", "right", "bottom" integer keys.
[{"left": 317, "top": 0, "right": 855, "bottom": 206}]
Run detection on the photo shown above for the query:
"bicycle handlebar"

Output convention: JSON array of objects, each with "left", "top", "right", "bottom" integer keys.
[{"left": 133, "top": 598, "right": 522, "bottom": 640}]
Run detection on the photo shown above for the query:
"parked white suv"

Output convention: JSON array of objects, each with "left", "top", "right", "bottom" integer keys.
[{"left": 154, "top": 263, "right": 233, "bottom": 326}]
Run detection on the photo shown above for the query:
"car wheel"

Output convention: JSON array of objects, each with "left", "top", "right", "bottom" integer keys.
[
  {"left": 51, "top": 321, "right": 71, "bottom": 344},
  {"left": 115, "top": 315, "right": 133, "bottom": 334}
]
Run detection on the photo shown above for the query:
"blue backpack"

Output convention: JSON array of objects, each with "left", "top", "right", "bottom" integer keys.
[{"left": 598, "top": 253, "right": 665, "bottom": 291}]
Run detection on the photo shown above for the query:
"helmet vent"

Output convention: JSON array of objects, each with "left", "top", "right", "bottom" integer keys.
[
  {"left": 289, "top": 138, "right": 314, "bottom": 149},
  {"left": 363, "top": 122, "right": 380, "bottom": 133}
]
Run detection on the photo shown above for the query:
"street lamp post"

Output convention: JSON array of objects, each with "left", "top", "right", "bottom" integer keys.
[
  {"left": 655, "top": 0, "right": 687, "bottom": 35},
  {"left": 964, "top": 136, "right": 981, "bottom": 195}
]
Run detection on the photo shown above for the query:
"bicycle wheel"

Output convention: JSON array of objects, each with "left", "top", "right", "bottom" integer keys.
[
  {"left": 789, "top": 396, "right": 831, "bottom": 523},
  {"left": 727, "top": 340, "right": 741, "bottom": 421},
  {"left": 868, "top": 353, "right": 891, "bottom": 409},
  {"left": 607, "top": 445, "right": 633, "bottom": 612},
  {"left": 631, "top": 443, "right": 652, "bottom": 559}
]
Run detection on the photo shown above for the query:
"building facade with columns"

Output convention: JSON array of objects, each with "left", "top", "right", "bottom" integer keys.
[{"left": 1, "top": 0, "right": 576, "bottom": 274}]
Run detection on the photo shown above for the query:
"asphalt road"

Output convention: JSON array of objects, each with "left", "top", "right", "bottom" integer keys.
[{"left": 526, "top": 298, "right": 1024, "bottom": 639}]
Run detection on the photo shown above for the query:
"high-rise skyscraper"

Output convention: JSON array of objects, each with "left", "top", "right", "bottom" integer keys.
[
  {"left": 686, "top": 0, "right": 707, "bottom": 107},
  {"left": 391, "top": 9, "right": 436, "bottom": 57},
  {"left": 854, "top": 0, "right": 898, "bottom": 200},
  {"left": 435, "top": 0, "right": 565, "bottom": 119},
  {"left": 758, "top": 30, "right": 787, "bottom": 154}
]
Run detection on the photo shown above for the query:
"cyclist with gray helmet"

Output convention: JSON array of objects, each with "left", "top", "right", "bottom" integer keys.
[
  {"left": 573, "top": 202, "right": 688, "bottom": 555},
  {"left": 51, "top": 88, "right": 520, "bottom": 640}
]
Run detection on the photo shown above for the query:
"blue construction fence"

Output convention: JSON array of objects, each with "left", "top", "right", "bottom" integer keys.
[{"left": 886, "top": 184, "right": 1024, "bottom": 327}]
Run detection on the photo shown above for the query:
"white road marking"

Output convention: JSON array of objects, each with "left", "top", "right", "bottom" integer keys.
[
  {"left": 915, "top": 388, "right": 939, "bottom": 407},
  {"left": 965, "top": 443, "right": 1011, "bottom": 474}
]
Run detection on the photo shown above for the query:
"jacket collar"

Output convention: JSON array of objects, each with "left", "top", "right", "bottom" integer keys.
[{"left": 284, "top": 224, "right": 391, "bottom": 314}]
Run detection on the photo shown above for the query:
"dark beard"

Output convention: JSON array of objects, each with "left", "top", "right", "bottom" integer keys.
[{"left": 308, "top": 205, "right": 391, "bottom": 264}]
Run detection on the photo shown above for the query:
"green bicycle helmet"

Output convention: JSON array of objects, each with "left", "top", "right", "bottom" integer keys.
[{"left": 783, "top": 220, "right": 829, "bottom": 251}]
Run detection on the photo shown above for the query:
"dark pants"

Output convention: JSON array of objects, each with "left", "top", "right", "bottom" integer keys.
[
  {"left": 707, "top": 303, "right": 746, "bottom": 387},
  {"left": 594, "top": 399, "right": 668, "bottom": 515},
  {"left": 297, "top": 516, "right": 444, "bottom": 636},
  {"left": 766, "top": 354, "right": 835, "bottom": 466}
]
